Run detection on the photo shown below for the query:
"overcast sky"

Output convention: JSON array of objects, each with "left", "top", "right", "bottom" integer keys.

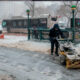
[
  {"left": 35, "top": 1, "right": 62, "bottom": 7},
  {"left": 0, "top": 1, "right": 63, "bottom": 20}
]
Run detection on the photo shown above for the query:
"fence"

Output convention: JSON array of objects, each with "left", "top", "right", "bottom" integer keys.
[
  {"left": 29, "top": 28, "right": 71, "bottom": 40},
  {"left": 28, "top": 28, "right": 80, "bottom": 43}
]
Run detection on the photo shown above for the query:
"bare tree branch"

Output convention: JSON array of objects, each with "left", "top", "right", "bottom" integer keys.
[
  {"left": 24, "top": 0, "right": 35, "bottom": 17},
  {"left": 58, "top": 1, "right": 79, "bottom": 27}
]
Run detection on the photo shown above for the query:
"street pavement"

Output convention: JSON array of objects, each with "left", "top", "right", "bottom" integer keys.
[{"left": 0, "top": 47, "right": 80, "bottom": 80}]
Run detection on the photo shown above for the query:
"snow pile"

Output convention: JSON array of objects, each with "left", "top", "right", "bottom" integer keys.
[
  {"left": 73, "top": 44, "right": 80, "bottom": 57},
  {"left": 61, "top": 42, "right": 80, "bottom": 59},
  {"left": 0, "top": 35, "right": 27, "bottom": 44},
  {"left": 0, "top": 35, "right": 50, "bottom": 53},
  {"left": 12, "top": 41, "right": 50, "bottom": 53}
]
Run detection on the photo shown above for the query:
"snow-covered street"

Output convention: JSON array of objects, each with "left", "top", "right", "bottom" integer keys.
[
  {"left": 0, "top": 47, "right": 80, "bottom": 80},
  {"left": 0, "top": 35, "right": 80, "bottom": 80}
]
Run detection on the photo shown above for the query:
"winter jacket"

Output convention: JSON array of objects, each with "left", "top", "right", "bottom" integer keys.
[{"left": 49, "top": 24, "right": 64, "bottom": 39}]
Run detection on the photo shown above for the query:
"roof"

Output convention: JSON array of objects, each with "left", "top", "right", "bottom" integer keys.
[
  {"left": 3, "top": 14, "right": 54, "bottom": 20},
  {"left": 32, "top": 14, "right": 51, "bottom": 18},
  {"left": 11, "top": 16, "right": 32, "bottom": 19}
]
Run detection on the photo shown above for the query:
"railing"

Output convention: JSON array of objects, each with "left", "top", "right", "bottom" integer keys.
[{"left": 29, "top": 28, "right": 74, "bottom": 42}]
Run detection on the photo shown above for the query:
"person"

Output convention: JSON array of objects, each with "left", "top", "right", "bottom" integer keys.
[
  {"left": 49, "top": 23, "right": 64, "bottom": 56},
  {"left": 33, "top": 26, "right": 38, "bottom": 39}
]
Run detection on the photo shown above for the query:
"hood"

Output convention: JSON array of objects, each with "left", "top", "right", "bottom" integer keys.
[{"left": 53, "top": 24, "right": 59, "bottom": 29}]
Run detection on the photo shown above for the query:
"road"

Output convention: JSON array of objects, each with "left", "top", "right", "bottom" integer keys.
[{"left": 0, "top": 46, "right": 80, "bottom": 80}]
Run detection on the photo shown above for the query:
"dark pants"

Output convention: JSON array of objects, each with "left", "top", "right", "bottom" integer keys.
[
  {"left": 33, "top": 30, "right": 38, "bottom": 39},
  {"left": 50, "top": 38, "right": 59, "bottom": 56}
]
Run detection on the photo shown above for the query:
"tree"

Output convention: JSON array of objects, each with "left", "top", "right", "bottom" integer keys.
[
  {"left": 56, "top": 1, "right": 80, "bottom": 27},
  {"left": 64, "top": 1, "right": 79, "bottom": 17},
  {"left": 25, "top": 0, "right": 35, "bottom": 17},
  {"left": 34, "top": 7, "right": 50, "bottom": 16}
]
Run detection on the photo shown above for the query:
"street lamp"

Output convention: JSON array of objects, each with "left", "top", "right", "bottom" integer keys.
[
  {"left": 26, "top": 9, "right": 30, "bottom": 16},
  {"left": 71, "top": 5, "right": 76, "bottom": 42},
  {"left": 71, "top": 5, "right": 76, "bottom": 10},
  {"left": 26, "top": 9, "right": 30, "bottom": 40}
]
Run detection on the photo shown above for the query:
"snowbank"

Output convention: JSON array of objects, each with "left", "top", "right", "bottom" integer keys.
[
  {"left": 60, "top": 42, "right": 80, "bottom": 60},
  {"left": 0, "top": 35, "right": 50, "bottom": 54},
  {"left": 0, "top": 35, "right": 27, "bottom": 44}
]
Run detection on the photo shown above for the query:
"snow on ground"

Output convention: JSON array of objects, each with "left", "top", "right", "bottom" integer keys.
[
  {"left": 1, "top": 35, "right": 80, "bottom": 54},
  {"left": 0, "top": 35, "right": 27, "bottom": 44},
  {"left": 15, "top": 41, "right": 50, "bottom": 53},
  {"left": 1, "top": 47, "right": 80, "bottom": 80},
  {"left": 0, "top": 35, "right": 50, "bottom": 54}
]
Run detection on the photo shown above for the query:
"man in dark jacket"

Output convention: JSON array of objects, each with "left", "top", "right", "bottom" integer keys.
[{"left": 49, "top": 24, "right": 64, "bottom": 56}]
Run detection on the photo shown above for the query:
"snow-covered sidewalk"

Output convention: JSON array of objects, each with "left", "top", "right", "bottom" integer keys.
[{"left": 0, "top": 35, "right": 50, "bottom": 54}]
